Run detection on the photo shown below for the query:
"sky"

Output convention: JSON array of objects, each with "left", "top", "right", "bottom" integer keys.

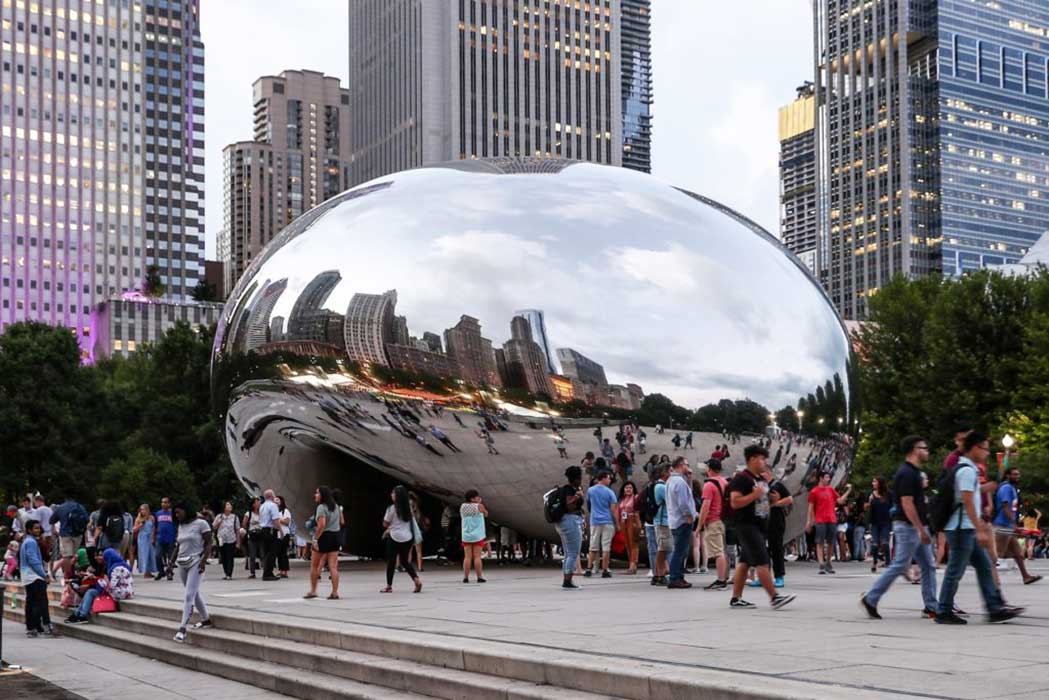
[{"left": 200, "top": 1, "right": 814, "bottom": 257}]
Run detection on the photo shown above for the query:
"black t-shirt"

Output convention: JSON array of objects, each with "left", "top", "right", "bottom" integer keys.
[
  {"left": 562, "top": 485, "right": 584, "bottom": 515},
  {"left": 891, "top": 462, "right": 927, "bottom": 524},
  {"left": 768, "top": 480, "right": 790, "bottom": 530},
  {"left": 728, "top": 470, "right": 768, "bottom": 527}
]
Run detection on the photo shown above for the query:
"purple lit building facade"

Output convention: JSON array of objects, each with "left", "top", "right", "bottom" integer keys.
[{"left": 0, "top": 0, "right": 204, "bottom": 357}]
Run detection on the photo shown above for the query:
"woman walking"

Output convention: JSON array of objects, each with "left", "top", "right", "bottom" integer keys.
[
  {"left": 172, "top": 502, "right": 212, "bottom": 644},
  {"left": 618, "top": 481, "right": 641, "bottom": 574},
  {"left": 381, "top": 486, "right": 422, "bottom": 593},
  {"left": 304, "top": 486, "right": 341, "bottom": 599},
  {"left": 276, "top": 495, "right": 292, "bottom": 578},
  {"left": 460, "top": 490, "right": 488, "bottom": 583},
  {"left": 868, "top": 477, "right": 892, "bottom": 573},
  {"left": 133, "top": 504, "right": 157, "bottom": 579},
  {"left": 213, "top": 502, "right": 238, "bottom": 580},
  {"left": 409, "top": 491, "right": 425, "bottom": 573},
  {"left": 241, "top": 497, "right": 261, "bottom": 578}
]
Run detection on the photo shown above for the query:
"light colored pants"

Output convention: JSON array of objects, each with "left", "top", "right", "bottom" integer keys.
[
  {"left": 866, "top": 522, "right": 937, "bottom": 610},
  {"left": 556, "top": 514, "right": 582, "bottom": 575},
  {"left": 178, "top": 558, "right": 209, "bottom": 629}
]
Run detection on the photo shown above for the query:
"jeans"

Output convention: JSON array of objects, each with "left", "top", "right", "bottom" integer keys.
[
  {"left": 644, "top": 523, "right": 657, "bottom": 572},
  {"left": 869, "top": 522, "right": 890, "bottom": 563},
  {"left": 937, "top": 529, "right": 1005, "bottom": 615},
  {"left": 155, "top": 541, "right": 175, "bottom": 577},
  {"left": 668, "top": 523, "right": 692, "bottom": 582},
  {"left": 556, "top": 514, "right": 583, "bottom": 575},
  {"left": 852, "top": 526, "right": 867, "bottom": 561},
  {"left": 77, "top": 587, "right": 101, "bottom": 618},
  {"left": 865, "top": 521, "right": 937, "bottom": 610}
]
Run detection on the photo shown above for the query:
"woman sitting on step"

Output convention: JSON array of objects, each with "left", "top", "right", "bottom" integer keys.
[{"left": 66, "top": 548, "right": 134, "bottom": 624}]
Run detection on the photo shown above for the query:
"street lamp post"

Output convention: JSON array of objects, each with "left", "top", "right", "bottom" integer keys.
[{"left": 1002, "top": 434, "right": 1015, "bottom": 479}]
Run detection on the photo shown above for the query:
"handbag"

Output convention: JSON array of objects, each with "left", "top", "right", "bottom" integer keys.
[
  {"left": 411, "top": 518, "right": 423, "bottom": 544},
  {"left": 91, "top": 592, "right": 119, "bottom": 614},
  {"left": 611, "top": 529, "right": 626, "bottom": 555},
  {"left": 60, "top": 585, "right": 76, "bottom": 608}
]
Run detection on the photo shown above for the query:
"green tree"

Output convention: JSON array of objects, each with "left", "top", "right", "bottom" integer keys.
[
  {"left": 98, "top": 448, "right": 198, "bottom": 510},
  {"left": 775, "top": 405, "right": 799, "bottom": 432}
]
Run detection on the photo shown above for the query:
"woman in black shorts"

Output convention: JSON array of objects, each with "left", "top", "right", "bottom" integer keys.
[{"left": 304, "top": 485, "right": 341, "bottom": 600}]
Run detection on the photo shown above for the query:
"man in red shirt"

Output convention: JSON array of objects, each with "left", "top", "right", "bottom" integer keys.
[
  {"left": 806, "top": 473, "right": 851, "bottom": 574},
  {"left": 698, "top": 459, "right": 729, "bottom": 590}
]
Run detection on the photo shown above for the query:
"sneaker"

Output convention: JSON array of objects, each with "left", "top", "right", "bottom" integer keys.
[
  {"left": 934, "top": 613, "right": 967, "bottom": 625},
  {"left": 583, "top": 570, "right": 592, "bottom": 578},
  {"left": 685, "top": 567, "right": 696, "bottom": 574},
  {"left": 667, "top": 580, "right": 692, "bottom": 589},
  {"left": 746, "top": 579, "right": 762, "bottom": 588},
  {"left": 601, "top": 570, "right": 611, "bottom": 579},
  {"left": 173, "top": 629, "right": 187, "bottom": 643},
  {"left": 477, "top": 577, "right": 487, "bottom": 583},
  {"left": 770, "top": 594, "right": 796, "bottom": 610},
  {"left": 826, "top": 566, "right": 836, "bottom": 574},
  {"left": 68, "top": 614, "right": 90, "bottom": 625},
  {"left": 818, "top": 565, "right": 826, "bottom": 575},
  {"left": 859, "top": 594, "right": 881, "bottom": 619},
  {"left": 730, "top": 597, "right": 756, "bottom": 609},
  {"left": 653, "top": 576, "right": 668, "bottom": 587},
  {"left": 703, "top": 579, "right": 727, "bottom": 590},
  {"left": 921, "top": 607, "right": 937, "bottom": 619},
  {"left": 192, "top": 619, "right": 214, "bottom": 629},
  {"left": 699, "top": 567, "right": 708, "bottom": 574},
  {"left": 562, "top": 579, "right": 579, "bottom": 590},
  {"left": 26, "top": 630, "right": 39, "bottom": 638},
  {"left": 462, "top": 577, "right": 470, "bottom": 583},
  {"left": 988, "top": 606, "right": 1024, "bottom": 623},
  {"left": 953, "top": 606, "right": 969, "bottom": 616},
  {"left": 774, "top": 577, "right": 784, "bottom": 588},
  {"left": 43, "top": 625, "right": 56, "bottom": 636}
]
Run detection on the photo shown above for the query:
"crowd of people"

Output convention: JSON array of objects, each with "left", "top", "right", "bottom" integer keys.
[{"left": 6, "top": 423, "right": 1043, "bottom": 641}]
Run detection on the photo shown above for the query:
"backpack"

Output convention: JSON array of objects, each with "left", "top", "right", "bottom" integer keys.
[
  {"left": 67, "top": 504, "right": 89, "bottom": 536},
  {"left": 639, "top": 481, "right": 660, "bottom": 523},
  {"left": 705, "top": 478, "right": 732, "bottom": 522},
  {"left": 929, "top": 465, "right": 963, "bottom": 532},
  {"left": 104, "top": 513, "right": 126, "bottom": 543},
  {"left": 544, "top": 485, "right": 567, "bottom": 524}
]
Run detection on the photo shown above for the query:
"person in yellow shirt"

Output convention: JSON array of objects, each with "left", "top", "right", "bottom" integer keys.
[{"left": 1022, "top": 507, "right": 1042, "bottom": 560}]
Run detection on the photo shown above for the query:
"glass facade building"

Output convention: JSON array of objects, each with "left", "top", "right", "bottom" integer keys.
[
  {"left": 619, "top": 0, "right": 651, "bottom": 173},
  {"left": 815, "top": 0, "right": 1049, "bottom": 319}
]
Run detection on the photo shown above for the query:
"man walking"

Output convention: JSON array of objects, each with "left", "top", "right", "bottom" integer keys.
[
  {"left": 806, "top": 472, "right": 851, "bottom": 573},
  {"left": 727, "top": 445, "right": 795, "bottom": 609},
  {"left": 860, "top": 436, "right": 939, "bottom": 619},
  {"left": 699, "top": 459, "right": 730, "bottom": 591},
  {"left": 766, "top": 467, "right": 792, "bottom": 587},
  {"left": 258, "top": 489, "right": 281, "bottom": 581},
  {"left": 584, "top": 471, "right": 619, "bottom": 578},
  {"left": 651, "top": 463, "right": 672, "bottom": 586},
  {"left": 49, "top": 491, "right": 88, "bottom": 580},
  {"left": 936, "top": 432, "right": 1023, "bottom": 624},
  {"left": 20, "top": 520, "right": 54, "bottom": 637},
  {"left": 154, "top": 496, "right": 176, "bottom": 580},
  {"left": 666, "top": 457, "right": 697, "bottom": 589},
  {"left": 992, "top": 467, "right": 1042, "bottom": 585}
]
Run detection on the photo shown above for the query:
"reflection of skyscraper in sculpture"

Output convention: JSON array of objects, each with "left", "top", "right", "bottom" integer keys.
[
  {"left": 287, "top": 270, "right": 342, "bottom": 341},
  {"left": 606, "top": 383, "right": 644, "bottom": 410},
  {"left": 512, "top": 309, "right": 556, "bottom": 374},
  {"left": 392, "top": 316, "right": 410, "bottom": 346},
  {"left": 344, "top": 290, "right": 397, "bottom": 366},
  {"left": 557, "top": 348, "right": 609, "bottom": 386},
  {"left": 504, "top": 316, "right": 555, "bottom": 397},
  {"left": 245, "top": 279, "right": 288, "bottom": 351},
  {"left": 444, "top": 315, "right": 501, "bottom": 388},
  {"left": 270, "top": 316, "right": 285, "bottom": 343},
  {"left": 422, "top": 332, "right": 443, "bottom": 354}
]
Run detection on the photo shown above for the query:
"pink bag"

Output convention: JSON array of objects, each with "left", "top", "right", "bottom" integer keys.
[
  {"left": 60, "top": 586, "right": 76, "bottom": 608},
  {"left": 91, "top": 592, "right": 118, "bottom": 614}
]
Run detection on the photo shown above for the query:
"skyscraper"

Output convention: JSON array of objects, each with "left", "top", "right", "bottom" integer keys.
[
  {"left": 814, "top": 0, "right": 1049, "bottom": 319},
  {"left": 1, "top": 0, "right": 205, "bottom": 351},
  {"left": 244, "top": 278, "right": 287, "bottom": 351},
  {"left": 219, "top": 70, "right": 351, "bottom": 297},
  {"left": 347, "top": 0, "right": 625, "bottom": 186},
  {"left": 556, "top": 347, "right": 608, "bottom": 387},
  {"left": 286, "top": 269, "right": 341, "bottom": 342},
  {"left": 512, "top": 308, "right": 555, "bottom": 373},
  {"left": 778, "top": 82, "right": 817, "bottom": 276},
  {"left": 619, "top": 0, "right": 652, "bottom": 173},
  {"left": 444, "top": 314, "right": 500, "bottom": 388},
  {"left": 344, "top": 289, "right": 396, "bottom": 367},
  {"left": 503, "top": 315, "right": 554, "bottom": 396}
]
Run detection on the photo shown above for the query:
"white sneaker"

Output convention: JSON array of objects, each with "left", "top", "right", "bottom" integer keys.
[{"left": 173, "top": 630, "right": 186, "bottom": 643}]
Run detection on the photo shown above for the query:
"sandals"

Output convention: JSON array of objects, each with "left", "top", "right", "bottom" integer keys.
[
  {"left": 302, "top": 592, "right": 318, "bottom": 599},
  {"left": 414, "top": 580, "right": 423, "bottom": 593},
  {"left": 1023, "top": 575, "right": 1042, "bottom": 585},
  {"left": 380, "top": 586, "right": 393, "bottom": 593},
  {"left": 327, "top": 593, "right": 340, "bottom": 600}
]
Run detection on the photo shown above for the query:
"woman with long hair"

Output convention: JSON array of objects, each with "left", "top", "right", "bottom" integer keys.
[
  {"left": 172, "top": 502, "right": 212, "bottom": 643},
  {"left": 212, "top": 501, "right": 238, "bottom": 580},
  {"left": 460, "top": 489, "right": 488, "bottom": 583},
  {"left": 133, "top": 504, "right": 157, "bottom": 579},
  {"left": 618, "top": 481, "right": 641, "bottom": 574},
  {"left": 304, "top": 486, "right": 341, "bottom": 599},
  {"left": 868, "top": 477, "right": 892, "bottom": 573},
  {"left": 381, "top": 486, "right": 422, "bottom": 593}
]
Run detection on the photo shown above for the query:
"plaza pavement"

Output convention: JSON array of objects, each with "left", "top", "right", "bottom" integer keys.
[{"left": 26, "top": 555, "right": 1043, "bottom": 699}]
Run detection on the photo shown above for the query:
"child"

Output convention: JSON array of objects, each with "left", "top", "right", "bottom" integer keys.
[{"left": 2, "top": 540, "right": 19, "bottom": 580}]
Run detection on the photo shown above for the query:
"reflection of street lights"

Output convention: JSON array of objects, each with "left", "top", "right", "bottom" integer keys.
[
  {"left": 797, "top": 410, "right": 805, "bottom": 433},
  {"left": 1002, "top": 434, "right": 1015, "bottom": 476}
]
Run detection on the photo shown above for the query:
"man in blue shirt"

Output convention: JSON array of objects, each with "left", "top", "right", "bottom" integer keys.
[
  {"left": 993, "top": 467, "right": 1042, "bottom": 585},
  {"left": 666, "top": 456, "right": 697, "bottom": 588},
  {"left": 651, "top": 464, "right": 671, "bottom": 586},
  {"left": 154, "top": 496, "right": 177, "bottom": 580},
  {"left": 20, "top": 519, "right": 53, "bottom": 637},
  {"left": 936, "top": 432, "right": 1023, "bottom": 625},
  {"left": 584, "top": 472, "right": 619, "bottom": 578},
  {"left": 258, "top": 489, "right": 282, "bottom": 581}
]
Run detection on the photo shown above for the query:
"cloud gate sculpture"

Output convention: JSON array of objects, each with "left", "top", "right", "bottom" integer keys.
[{"left": 212, "top": 158, "right": 857, "bottom": 557}]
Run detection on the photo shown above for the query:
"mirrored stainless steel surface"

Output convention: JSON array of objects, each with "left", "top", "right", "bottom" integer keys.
[{"left": 212, "top": 158, "right": 856, "bottom": 554}]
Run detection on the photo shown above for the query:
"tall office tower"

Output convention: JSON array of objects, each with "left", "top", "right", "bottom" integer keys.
[
  {"left": 1, "top": 0, "right": 204, "bottom": 351},
  {"left": 219, "top": 70, "right": 351, "bottom": 297},
  {"left": 244, "top": 278, "right": 287, "bottom": 351},
  {"left": 347, "top": 0, "right": 623, "bottom": 186},
  {"left": 512, "top": 308, "right": 555, "bottom": 373},
  {"left": 503, "top": 314, "right": 554, "bottom": 396},
  {"left": 556, "top": 347, "right": 608, "bottom": 386},
  {"left": 344, "top": 289, "right": 396, "bottom": 367},
  {"left": 286, "top": 269, "right": 341, "bottom": 341},
  {"left": 778, "top": 82, "right": 818, "bottom": 276},
  {"left": 619, "top": 0, "right": 651, "bottom": 172},
  {"left": 814, "top": 0, "right": 1049, "bottom": 320},
  {"left": 444, "top": 314, "right": 500, "bottom": 388}
]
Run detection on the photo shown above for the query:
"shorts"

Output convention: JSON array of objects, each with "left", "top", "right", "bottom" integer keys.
[
  {"left": 736, "top": 523, "right": 770, "bottom": 567},
  {"left": 59, "top": 535, "right": 82, "bottom": 559},
  {"left": 702, "top": 520, "right": 726, "bottom": 558},
  {"left": 316, "top": 530, "right": 340, "bottom": 553},
  {"left": 836, "top": 523, "right": 848, "bottom": 534},
  {"left": 655, "top": 525, "right": 672, "bottom": 552},
  {"left": 589, "top": 523, "right": 615, "bottom": 553},
  {"left": 814, "top": 522, "right": 836, "bottom": 544},
  {"left": 462, "top": 540, "right": 485, "bottom": 549},
  {"left": 994, "top": 528, "right": 1017, "bottom": 553}
]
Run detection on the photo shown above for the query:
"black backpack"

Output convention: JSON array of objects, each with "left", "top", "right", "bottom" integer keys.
[
  {"left": 67, "top": 504, "right": 89, "bottom": 536},
  {"left": 639, "top": 481, "right": 660, "bottom": 523},
  {"left": 930, "top": 465, "right": 963, "bottom": 532},
  {"left": 544, "top": 485, "right": 567, "bottom": 523},
  {"left": 104, "top": 513, "right": 126, "bottom": 543}
]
